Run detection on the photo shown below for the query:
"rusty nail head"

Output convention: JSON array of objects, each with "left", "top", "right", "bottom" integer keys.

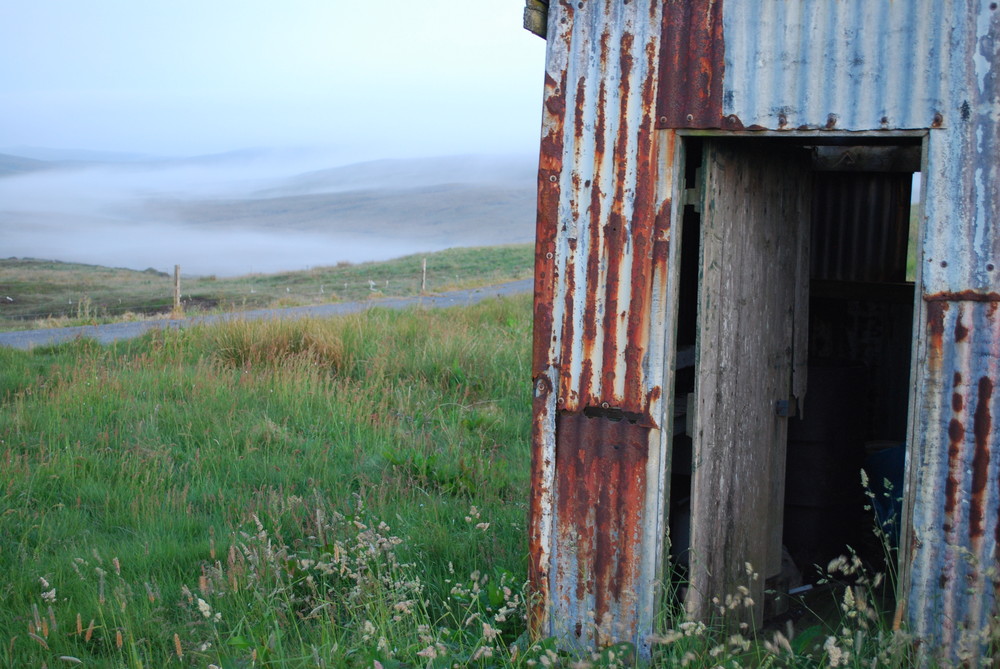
[
  {"left": 932, "top": 113, "right": 944, "bottom": 127},
  {"left": 546, "top": 252, "right": 554, "bottom": 259},
  {"left": 549, "top": 174, "right": 558, "bottom": 182},
  {"left": 557, "top": 397, "right": 565, "bottom": 404}
]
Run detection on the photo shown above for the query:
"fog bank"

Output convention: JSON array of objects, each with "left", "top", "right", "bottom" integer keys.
[{"left": 0, "top": 150, "right": 535, "bottom": 276}]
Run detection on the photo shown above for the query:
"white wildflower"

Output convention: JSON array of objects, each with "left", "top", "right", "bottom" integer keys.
[
  {"left": 824, "top": 636, "right": 849, "bottom": 666},
  {"left": 471, "top": 646, "right": 494, "bottom": 660},
  {"left": 196, "top": 598, "right": 212, "bottom": 619}
]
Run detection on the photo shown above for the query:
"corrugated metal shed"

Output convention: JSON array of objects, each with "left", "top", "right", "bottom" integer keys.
[{"left": 527, "top": 0, "right": 999, "bottom": 664}]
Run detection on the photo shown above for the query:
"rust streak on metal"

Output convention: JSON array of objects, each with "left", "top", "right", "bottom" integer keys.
[
  {"left": 560, "top": 244, "right": 578, "bottom": 403},
  {"left": 954, "top": 313, "right": 969, "bottom": 342},
  {"left": 924, "top": 291, "right": 1000, "bottom": 302},
  {"left": 657, "top": 0, "right": 724, "bottom": 128},
  {"left": 926, "top": 301, "right": 948, "bottom": 366},
  {"left": 969, "top": 377, "right": 993, "bottom": 539},
  {"left": 554, "top": 412, "right": 649, "bottom": 641},
  {"left": 944, "top": 418, "right": 963, "bottom": 528},
  {"left": 601, "top": 213, "right": 624, "bottom": 403},
  {"left": 532, "top": 70, "right": 565, "bottom": 377}
]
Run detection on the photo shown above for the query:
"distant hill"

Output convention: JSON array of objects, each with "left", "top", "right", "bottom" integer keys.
[
  {"left": 138, "top": 182, "right": 536, "bottom": 247},
  {"left": 0, "top": 152, "right": 53, "bottom": 177},
  {"left": 0, "top": 146, "right": 158, "bottom": 163},
  {"left": 258, "top": 155, "right": 537, "bottom": 196},
  {"left": 129, "top": 154, "right": 538, "bottom": 247}
]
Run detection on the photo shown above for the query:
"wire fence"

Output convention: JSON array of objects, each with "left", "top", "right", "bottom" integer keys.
[{"left": 0, "top": 258, "right": 493, "bottom": 324}]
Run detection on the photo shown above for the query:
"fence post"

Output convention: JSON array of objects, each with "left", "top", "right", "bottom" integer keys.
[
  {"left": 173, "top": 265, "right": 181, "bottom": 314},
  {"left": 422, "top": 257, "right": 427, "bottom": 292}
]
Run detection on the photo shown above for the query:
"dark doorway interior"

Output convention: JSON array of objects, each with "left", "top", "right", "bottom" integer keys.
[{"left": 667, "top": 137, "right": 920, "bottom": 615}]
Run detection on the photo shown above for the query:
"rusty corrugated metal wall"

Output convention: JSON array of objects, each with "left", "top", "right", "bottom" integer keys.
[
  {"left": 529, "top": 0, "right": 999, "bottom": 663},
  {"left": 528, "top": 0, "right": 676, "bottom": 656}
]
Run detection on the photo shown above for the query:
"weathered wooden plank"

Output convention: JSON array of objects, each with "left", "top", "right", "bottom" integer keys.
[{"left": 687, "top": 140, "right": 809, "bottom": 627}]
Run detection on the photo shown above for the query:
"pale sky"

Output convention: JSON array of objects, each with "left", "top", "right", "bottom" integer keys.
[{"left": 0, "top": 1, "right": 548, "bottom": 160}]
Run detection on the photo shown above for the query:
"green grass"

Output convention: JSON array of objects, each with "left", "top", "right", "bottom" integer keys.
[
  {"left": 0, "top": 292, "right": 962, "bottom": 667},
  {"left": 1, "top": 295, "right": 534, "bottom": 667},
  {"left": 0, "top": 244, "right": 534, "bottom": 331}
]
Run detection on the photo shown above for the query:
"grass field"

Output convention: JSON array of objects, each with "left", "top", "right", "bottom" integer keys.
[
  {"left": 1, "top": 295, "right": 535, "bottom": 667},
  {"left": 0, "top": 288, "right": 937, "bottom": 667},
  {"left": 0, "top": 244, "right": 534, "bottom": 331}
]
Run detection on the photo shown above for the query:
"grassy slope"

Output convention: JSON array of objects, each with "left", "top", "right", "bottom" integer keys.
[
  {"left": 1, "top": 296, "right": 534, "bottom": 667},
  {"left": 0, "top": 244, "right": 534, "bottom": 331}
]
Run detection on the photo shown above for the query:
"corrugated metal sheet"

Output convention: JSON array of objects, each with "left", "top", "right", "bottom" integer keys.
[
  {"left": 533, "top": 6, "right": 667, "bottom": 420},
  {"left": 908, "top": 297, "right": 999, "bottom": 660},
  {"left": 657, "top": 0, "right": 724, "bottom": 128},
  {"left": 528, "top": 0, "right": 672, "bottom": 657},
  {"left": 904, "top": 3, "right": 1000, "bottom": 663},
  {"left": 718, "top": 0, "right": 949, "bottom": 131}
]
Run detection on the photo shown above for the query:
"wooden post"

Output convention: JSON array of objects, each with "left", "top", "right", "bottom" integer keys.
[
  {"left": 173, "top": 265, "right": 181, "bottom": 314},
  {"left": 421, "top": 257, "right": 427, "bottom": 292}
]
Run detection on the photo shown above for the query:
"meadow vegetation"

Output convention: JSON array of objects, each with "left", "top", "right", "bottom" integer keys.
[
  {"left": 0, "top": 244, "right": 533, "bottom": 331},
  {"left": 0, "top": 290, "right": 961, "bottom": 667}
]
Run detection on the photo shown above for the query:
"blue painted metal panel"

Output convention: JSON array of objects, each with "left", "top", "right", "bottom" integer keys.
[
  {"left": 721, "top": 0, "right": 948, "bottom": 131},
  {"left": 908, "top": 297, "right": 999, "bottom": 661},
  {"left": 905, "top": 2, "right": 1000, "bottom": 664}
]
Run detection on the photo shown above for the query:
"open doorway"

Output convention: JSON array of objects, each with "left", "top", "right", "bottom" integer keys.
[{"left": 667, "top": 135, "right": 922, "bottom": 624}]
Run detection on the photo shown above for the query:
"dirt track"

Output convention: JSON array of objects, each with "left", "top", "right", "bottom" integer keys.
[{"left": 0, "top": 279, "right": 533, "bottom": 350}]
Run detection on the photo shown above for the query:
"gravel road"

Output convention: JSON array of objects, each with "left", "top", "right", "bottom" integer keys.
[{"left": 0, "top": 279, "right": 534, "bottom": 351}]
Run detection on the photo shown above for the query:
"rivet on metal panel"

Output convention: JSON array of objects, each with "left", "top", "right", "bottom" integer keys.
[
  {"left": 659, "top": 116, "right": 667, "bottom": 124},
  {"left": 880, "top": 116, "right": 890, "bottom": 128},
  {"left": 825, "top": 114, "right": 838, "bottom": 129},
  {"left": 941, "top": 261, "right": 948, "bottom": 268},
  {"left": 988, "top": 264, "right": 995, "bottom": 272},
  {"left": 686, "top": 114, "right": 694, "bottom": 123},
  {"left": 557, "top": 397, "right": 565, "bottom": 405},
  {"left": 546, "top": 252, "right": 554, "bottom": 259},
  {"left": 549, "top": 175, "right": 558, "bottom": 182},
  {"left": 778, "top": 114, "right": 788, "bottom": 128},
  {"left": 932, "top": 113, "right": 944, "bottom": 127},
  {"left": 601, "top": 401, "right": 610, "bottom": 409}
]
